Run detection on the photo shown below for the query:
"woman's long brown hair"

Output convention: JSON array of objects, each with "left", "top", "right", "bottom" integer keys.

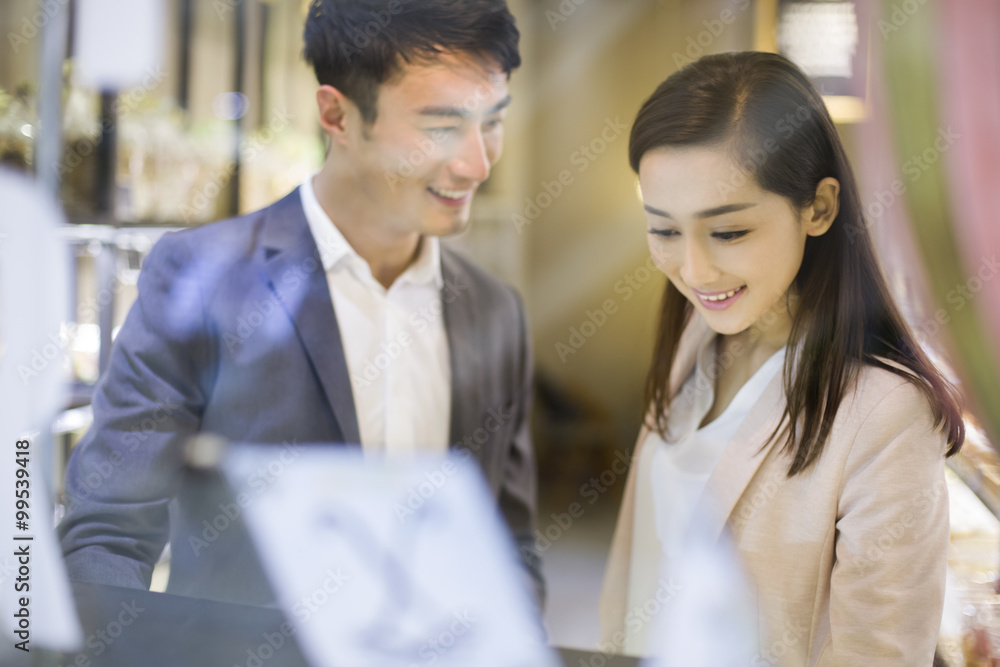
[{"left": 631, "top": 52, "right": 964, "bottom": 475}]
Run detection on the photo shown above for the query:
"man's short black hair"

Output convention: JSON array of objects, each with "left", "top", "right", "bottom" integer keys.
[{"left": 303, "top": 0, "right": 521, "bottom": 124}]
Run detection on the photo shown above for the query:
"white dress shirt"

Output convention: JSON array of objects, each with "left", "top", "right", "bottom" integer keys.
[
  {"left": 299, "top": 175, "right": 451, "bottom": 455},
  {"left": 626, "top": 332, "right": 786, "bottom": 654}
]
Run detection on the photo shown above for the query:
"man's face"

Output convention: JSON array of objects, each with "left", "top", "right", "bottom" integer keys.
[{"left": 342, "top": 52, "right": 510, "bottom": 238}]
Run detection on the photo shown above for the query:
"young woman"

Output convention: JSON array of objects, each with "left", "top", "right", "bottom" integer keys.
[{"left": 600, "top": 52, "right": 965, "bottom": 664}]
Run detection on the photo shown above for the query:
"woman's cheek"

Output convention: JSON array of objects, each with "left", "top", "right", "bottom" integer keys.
[{"left": 647, "top": 242, "right": 674, "bottom": 276}]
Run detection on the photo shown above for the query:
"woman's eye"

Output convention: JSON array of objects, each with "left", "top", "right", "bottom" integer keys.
[
  {"left": 484, "top": 118, "right": 504, "bottom": 130},
  {"left": 713, "top": 230, "right": 749, "bottom": 242},
  {"left": 648, "top": 229, "right": 678, "bottom": 238}
]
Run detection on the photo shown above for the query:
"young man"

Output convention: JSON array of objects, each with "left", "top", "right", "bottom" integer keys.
[{"left": 59, "top": 0, "right": 542, "bottom": 607}]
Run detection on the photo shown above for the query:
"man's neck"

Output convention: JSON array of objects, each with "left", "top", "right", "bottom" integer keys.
[{"left": 311, "top": 169, "right": 421, "bottom": 289}]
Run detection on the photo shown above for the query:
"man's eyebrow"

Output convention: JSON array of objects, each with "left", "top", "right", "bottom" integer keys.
[
  {"left": 487, "top": 95, "right": 512, "bottom": 115},
  {"left": 643, "top": 202, "right": 757, "bottom": 219},
  {"left": 417, "top": 95, "right": 512, "bottom": 119}
]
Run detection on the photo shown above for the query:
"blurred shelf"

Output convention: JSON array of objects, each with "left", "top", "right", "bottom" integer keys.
[{"left": 947, "top": 421, "right": 1000, "bottom": 521}]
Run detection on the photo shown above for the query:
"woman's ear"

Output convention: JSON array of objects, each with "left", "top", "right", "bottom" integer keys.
[
  {"left": 316, "top": 85, "right": 355, "bottom": 146},
  {"left": 804, "top": 177, "right": 840, "bottom": 237}
]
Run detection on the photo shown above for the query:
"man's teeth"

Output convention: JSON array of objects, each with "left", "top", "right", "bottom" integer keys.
[
  {"left": 429, "top": 187, "right": 469, "bottom": 200},
  {"left": 702, "top": 287, "right": 743, "bottom": 302}
]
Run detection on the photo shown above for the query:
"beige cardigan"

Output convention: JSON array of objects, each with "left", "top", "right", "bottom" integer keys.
[{"left": 600, "top": 314, "right": 950, "bottom": 665}]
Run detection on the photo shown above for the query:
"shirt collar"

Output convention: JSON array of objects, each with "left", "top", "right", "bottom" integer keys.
[
  {"left": 299, "top": 173, "right": 354, "bottom": 271},
  {"left": 398, "top": 235, "right": 443, "bottom": 288},
  {"left": 299, "top": 173, "right": 443, "bottom": 289}
]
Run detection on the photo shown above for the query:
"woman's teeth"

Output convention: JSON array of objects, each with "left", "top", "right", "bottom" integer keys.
[{"left": 702, "top": 286, "right": 744, "bottom": 301}]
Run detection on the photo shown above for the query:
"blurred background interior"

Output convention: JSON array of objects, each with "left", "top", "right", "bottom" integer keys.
[{"left": 3, "top": 0, "right": 999, "bottom": 662}]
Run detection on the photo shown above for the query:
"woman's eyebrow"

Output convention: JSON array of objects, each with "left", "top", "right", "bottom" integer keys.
[{"left": 643, "top": 202, "right": 757, "bottom": 220}]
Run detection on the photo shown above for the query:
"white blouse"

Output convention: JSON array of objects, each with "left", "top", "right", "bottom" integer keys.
[{"left": 625, "top": 332, "right": 786, "bottom": 655}]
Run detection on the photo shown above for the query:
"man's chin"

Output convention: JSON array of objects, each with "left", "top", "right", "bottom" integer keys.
[{"left": 426, "top": 213, "right": 472, "bottom": 238}]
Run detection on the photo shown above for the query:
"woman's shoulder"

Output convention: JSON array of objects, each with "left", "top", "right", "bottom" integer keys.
[
  {"left": 833, "top": 357, "right": 947, "bottom": 460},
  {"left": 842, "top": 357, "right": 935, "bottom": 422}
]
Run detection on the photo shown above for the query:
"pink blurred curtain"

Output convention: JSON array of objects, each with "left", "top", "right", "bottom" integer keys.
[
  {"left": 938, "top": 0, "right": 1000, "bottom": 362},
  {"left": 861, "top": 0, "right": 1000, "bottom": 448}
]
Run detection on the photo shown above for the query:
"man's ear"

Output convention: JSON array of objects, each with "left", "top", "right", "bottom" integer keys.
[
  {"left": 804, "top": 176, "right": 840, "bottom": 237},
  {"left": 316, "top": 85, "right": 355, "bottom": 145}
]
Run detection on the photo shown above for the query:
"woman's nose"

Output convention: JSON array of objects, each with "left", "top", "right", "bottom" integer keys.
[{"left": 679, "top": 239, "right": 720, "bottom": 288}]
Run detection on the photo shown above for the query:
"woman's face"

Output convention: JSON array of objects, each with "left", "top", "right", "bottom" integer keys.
[{"left": 638, "top": 145, "right": 828, "bottom": 345}]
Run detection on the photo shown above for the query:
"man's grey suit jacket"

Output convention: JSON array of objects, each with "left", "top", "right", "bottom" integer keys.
[{"left": 58, "top": 189, "right": 542, "bottom": 605}]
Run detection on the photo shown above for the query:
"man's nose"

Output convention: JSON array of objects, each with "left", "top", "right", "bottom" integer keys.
[{"left": 450, "top": 127, "right": 491, "bottom": 183}]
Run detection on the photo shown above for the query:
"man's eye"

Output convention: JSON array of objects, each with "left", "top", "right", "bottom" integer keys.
[
  {"left": 647, "top": 229, "right": 678, "bottom": 238},
  {"left": 484, "top": 118, "right": 504, "bottom": 130},
  {"left": 713, "top": 230, "right": 749, "bottom": 241},
  {"left": 424, "top": 128, "right": 460, "bottom": 145}
]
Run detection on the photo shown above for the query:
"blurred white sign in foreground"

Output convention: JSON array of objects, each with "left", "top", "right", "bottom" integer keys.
[
  {"left": 223, "top": 445, "right": 558, "bottom": 667},
  {"left": 0, "top": 168, "right": 83, "bottom": 660},
  {"left": 639, "top": 500, "right": 761, "bottom": 667}
]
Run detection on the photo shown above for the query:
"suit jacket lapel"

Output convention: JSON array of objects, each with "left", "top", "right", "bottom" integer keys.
[
  {"left": 601, "top": 313, "right": 711, "bottom": 639},
  {"left": 259, "top": 190, "right": 361, "bottom": 444},
  {"left": 440, "top": 251, "right": 485, "bottom": 461}
]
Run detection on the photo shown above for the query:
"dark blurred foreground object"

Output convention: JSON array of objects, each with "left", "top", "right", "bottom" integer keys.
[{"left": 44, "top": 582, "right": 638, "bottom": 667}]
